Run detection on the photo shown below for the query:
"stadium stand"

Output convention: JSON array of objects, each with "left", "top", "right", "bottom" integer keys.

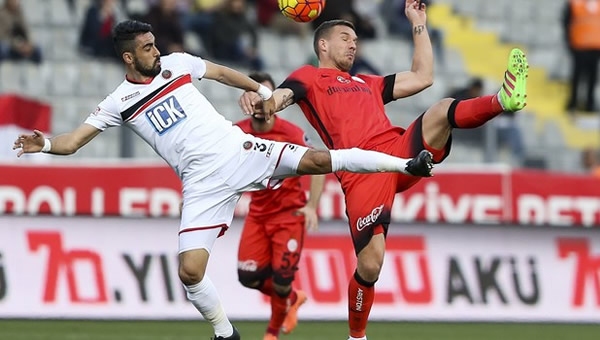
[
  {"left": 431, "top": 0, "right": 600, "bottom": 170},
  {"left": 1, "top": 0, "right": 596, "bottom": 173}
]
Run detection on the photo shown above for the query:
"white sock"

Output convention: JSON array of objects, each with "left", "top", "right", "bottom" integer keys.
[
  {"left": 497, "top": 91, "right": 507, "bottom": 111},
  {"left": 184, "top": 276, "right": 233, "bottom": 337},
  {"left": 330, "top": 148, "right": 411, "bottom": 174},
  {"left": 348, "top": 336, "right": 367, "bottom": 340}
]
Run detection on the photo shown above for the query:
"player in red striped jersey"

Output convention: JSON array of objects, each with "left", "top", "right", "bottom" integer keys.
[
  {"left": 235, "top": 72, "right": 324, "bottom": 340},
  {"left": 238, "top": 1, "right": 528, "bottom": 338}
]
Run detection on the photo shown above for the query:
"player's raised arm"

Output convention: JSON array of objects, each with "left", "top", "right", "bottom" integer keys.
[
  {"left": 273, "top": 88, "right": 297, "bottom": 112},
  {"left": 203, "top": 60, "right": 276, "bottom": 115},
  {"left": 13, "top": 123, "right": 101, "bottom": 157},
  {"left": 390, "top": 0, "right": 434, "bottom": 100}
]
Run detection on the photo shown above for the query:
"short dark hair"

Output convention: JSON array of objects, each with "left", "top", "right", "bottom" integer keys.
[
  {"left": 248, "top": 71, "right": 275, "bottom": 89},
  {"left": 112, "top": 20, "right": 153, "bottom": 58},
  {"left": 313, "top": 20, "right": 355, "bottom": 59}
]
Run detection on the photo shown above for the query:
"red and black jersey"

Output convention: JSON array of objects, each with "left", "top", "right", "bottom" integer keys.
[{"left": 279, "top": 65, "right": 404, "bottom": 150}]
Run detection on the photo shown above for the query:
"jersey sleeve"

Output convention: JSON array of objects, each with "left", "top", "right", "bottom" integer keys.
[
  {"left": 278, "top": 65, "right": 316, "bottom": 103},
  {"left": 177, "top": 52, "right": 207, "bottom": 79},
  {"left": 359, "top": 73, "right": 396, "bottom": 105},
  {"left": 84, "top": 95, "right": 122, "bottom": 131}
]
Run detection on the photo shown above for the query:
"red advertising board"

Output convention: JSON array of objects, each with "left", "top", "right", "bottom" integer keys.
[{"left": 1, "top": 163, "right": 599, "bottom": 226}]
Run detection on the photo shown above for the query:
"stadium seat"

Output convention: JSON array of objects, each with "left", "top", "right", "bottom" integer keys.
[
  {"left": 278, "top": 36, "right": 311, "bottom": 69},
  {"left": 50, "top": 27, "right": 79, "bottom": 61},
  {"left": 123, "top": 0, "right": 150, "bottom": 17},
  {"left": 48, "top": 97, "right": 79, "bottom": 133},
  {"left": 22, "top": 63, "right": 52, "bottom": 97},
  {"left": 48, "top": 0, "right": 73, "bottom": 26},
  {"left": 73, "top": 0, "right": 93, "bottom": 26},
  {"left": 100, "top": 63, "right": 126, "bottom": 93},
  {"left": 49, "top": 62, "right": 78, "bottom": 96},
  {"left": 21, "top": 0, "right": 48, "bottom": 26},
  {"left": 76, "top": 61, "right": 107, "bottom": 97},
  {"left": 0, "top": 62, "right": 26, "bottom": 94},
  {"left": 359, "top": 39, "right": 391, "bottom": 74},
  {"left": 478, "top": 0, "right": 507, "bottom": 22}
]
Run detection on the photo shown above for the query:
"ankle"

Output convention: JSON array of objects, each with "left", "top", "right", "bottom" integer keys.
[
  {"left": 494, "top": 91, "right": 506, "bottom": 111},
  {"left": 348, "top": 336, "right": 367, "bottom": 340},
  {"left": 289, "top": 290, "right": 298, "bottom": 305},
  {"left": 266, "top": 327, "right": 279, "bottom": 336}
]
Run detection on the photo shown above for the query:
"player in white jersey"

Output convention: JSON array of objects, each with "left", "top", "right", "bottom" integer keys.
[{"left": 13, "top": 20, "right": 433, "bottom": 339}]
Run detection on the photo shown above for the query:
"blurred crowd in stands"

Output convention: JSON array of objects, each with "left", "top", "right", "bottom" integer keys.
[
  {"left": 0, "top": 0, "right": 43, "bottom": 63},
  {"left": 2, "top": 0, "right": 598, "bottom": 109},
  {"left": 1, "top": 0, "right": 451, "bottom": 73},
  {"left": 1, "top": 0, "right": 599, "bottom": 174}
]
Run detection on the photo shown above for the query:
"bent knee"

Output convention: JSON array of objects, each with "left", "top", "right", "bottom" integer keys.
[
  {"left": 238, "top": 267, "right": 271, "bottom": 288},
  {"left": 427, "top": 98, "right": 455, "bottom": 119},
  {"left": 439, "top": 97, "right": 457, "bottom": 106},
  {"left": 179, "top": 268, "right": 204, "bottom": 285},
  {"left": 357, "top": 248, "right": 385, "bottom": 281},
  {"left": 272, "top": 269, "right": 294, "bottom": 296},
  {"left": 358, "top": 259, "right": 383, "bottom": 281},
  {"left": 178, "top": 261, "right": 207, "bottom": 285},
  {"left": 273, "top": 270, "right": 295, "bottom": 287},
  {"left": 238, "top": 278, "right": 261, "bottom": 289},
  {"left": 422, "top": 98, "right": 456, "bottom": 138},
  {"left": 273, "top": 282, "right": 293, "bottom": 297},
  {"left": 238, "top": 272, "right": 262, "bottom": 289},
  {"left": 178, "top": 249, "right": 209, "bottom": 285}
]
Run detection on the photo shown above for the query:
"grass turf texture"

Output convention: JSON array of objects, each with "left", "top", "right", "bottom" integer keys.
[{"left": 0, "top": 320, "right": 599, "bottom": 340}]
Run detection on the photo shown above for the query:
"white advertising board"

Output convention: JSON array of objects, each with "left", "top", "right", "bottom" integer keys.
[{"left": 0, "top": 216, "right": 599, "bottom": 322}]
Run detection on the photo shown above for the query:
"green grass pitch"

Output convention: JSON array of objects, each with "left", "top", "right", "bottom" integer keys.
[{"left": 0, "top": 320, "right": 599, "bottom": 340}]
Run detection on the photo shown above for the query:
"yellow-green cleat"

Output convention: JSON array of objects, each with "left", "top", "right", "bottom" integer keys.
[{"left": 498, "top": 48, "right": 528, "bottom": 112}]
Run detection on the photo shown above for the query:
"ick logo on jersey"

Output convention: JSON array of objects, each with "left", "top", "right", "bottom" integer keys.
[{"left": 145, "top": 95, "right": 187, "bottom": 135}]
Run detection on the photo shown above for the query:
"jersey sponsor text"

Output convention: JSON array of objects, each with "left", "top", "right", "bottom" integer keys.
[{"left": 145, "top": 95, "right": 187, "bottom": 135}]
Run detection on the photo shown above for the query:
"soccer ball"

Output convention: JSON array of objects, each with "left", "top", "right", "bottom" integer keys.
[{"left": 278, "top": 0, "right": 326, "bottom": 23}]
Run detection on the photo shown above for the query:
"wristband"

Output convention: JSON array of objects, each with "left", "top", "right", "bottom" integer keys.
[
  {"left": 41, "top": 138, "right": 52, "bottom": 153},
  {"left": 257, "top": 84, "right": 273, "bottom": 100}
]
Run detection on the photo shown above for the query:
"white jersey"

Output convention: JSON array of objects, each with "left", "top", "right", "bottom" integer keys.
[{"left": 84, "top": 52, "right": 250, "bottom": 183}]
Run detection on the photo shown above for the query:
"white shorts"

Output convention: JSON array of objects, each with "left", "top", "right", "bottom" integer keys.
[{"left": 178, "top": 136, "right": 309, "bottom": 254}]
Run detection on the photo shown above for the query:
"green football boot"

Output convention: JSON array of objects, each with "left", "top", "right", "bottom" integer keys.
[{"left": 498, "top": 48, "right": 529, "bottom": 112}]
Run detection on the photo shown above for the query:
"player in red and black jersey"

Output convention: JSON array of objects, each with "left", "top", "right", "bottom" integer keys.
[
  {"left": 239, "top": 1, "right": 529, "bottom": 338},
  {"left": 235, "top": 72, "right": 325, "bottom": 340}
]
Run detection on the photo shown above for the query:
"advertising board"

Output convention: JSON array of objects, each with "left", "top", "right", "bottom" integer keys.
[{"left": 0, "top": 217, "right": 598, "bottom": 321}]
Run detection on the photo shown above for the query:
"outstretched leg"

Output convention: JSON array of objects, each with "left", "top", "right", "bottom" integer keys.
[
  {"left": 422, "top": 48, "right": 529, "bottom": 153},
  {"left": 289, "top": 148, "right": 433, "bottom": 177}
]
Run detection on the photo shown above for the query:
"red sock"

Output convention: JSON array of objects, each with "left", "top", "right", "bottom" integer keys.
[
  {"left": 348, "top": 272, "right": 375, "bottom": 338},
  {"left": 448, "top": 95, "right": 504, "bottom": 129},
  {"left": 259, "top": 279, "right": 274, "bottom": 296},
  {"left": 289, "top": 290, "right": 298, "bottom": 305},
  {"left": 267, "top": 290, "right": 292, "bottom": 335}
]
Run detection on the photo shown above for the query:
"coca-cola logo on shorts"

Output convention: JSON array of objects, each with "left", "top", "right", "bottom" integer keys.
[{"left": 356, "top": 204, "right": 384, "bottom": 231}]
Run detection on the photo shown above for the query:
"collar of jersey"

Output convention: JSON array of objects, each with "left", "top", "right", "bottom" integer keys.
[{"left": 126, "top": 75, "right": 155, "bottom": 85}]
